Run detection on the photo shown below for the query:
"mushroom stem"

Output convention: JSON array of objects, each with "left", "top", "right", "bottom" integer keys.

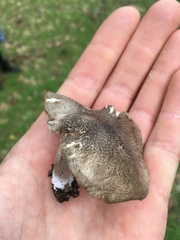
[{"left": 48, "top": 148, "right": 80, "bottom": 203}]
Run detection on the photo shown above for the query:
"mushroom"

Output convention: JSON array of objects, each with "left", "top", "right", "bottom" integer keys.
[{"left": 44, "top": 91, "right": 149, "bottom": 204}]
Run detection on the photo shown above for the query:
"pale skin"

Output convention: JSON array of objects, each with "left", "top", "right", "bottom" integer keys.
[{"left": 0, "top": 1, "right": 180, "bottom": 239}]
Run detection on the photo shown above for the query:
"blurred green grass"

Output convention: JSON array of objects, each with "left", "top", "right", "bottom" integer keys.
[{"left": 0, "top": 0, "right": 179, "bottom": 239}]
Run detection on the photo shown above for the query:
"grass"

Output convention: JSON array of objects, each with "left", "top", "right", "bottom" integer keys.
[{"left": 0, "top": 0, "right": 179, "bottom": 239}]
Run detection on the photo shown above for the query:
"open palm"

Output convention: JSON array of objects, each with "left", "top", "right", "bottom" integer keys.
[{"left": 1, "top": 1, "right": 180, "bottom": 239}]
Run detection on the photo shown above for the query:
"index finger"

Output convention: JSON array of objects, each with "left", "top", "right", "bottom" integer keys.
[{"left": 58, "top": 7, "right": 140, "bottom": 106}]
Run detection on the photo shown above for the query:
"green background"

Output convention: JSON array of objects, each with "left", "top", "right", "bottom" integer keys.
[{"left": 0, "top": 1, "right": 180, "bottom": 239}]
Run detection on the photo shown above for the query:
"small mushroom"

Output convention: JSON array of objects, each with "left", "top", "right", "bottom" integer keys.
[{"left": 44, "top": 91, "right": 149, "bottom": 204}]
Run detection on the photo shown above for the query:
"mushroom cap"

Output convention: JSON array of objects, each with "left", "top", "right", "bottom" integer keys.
[{"left": 44, "top": 92, "right": 149, "bottom": 203}]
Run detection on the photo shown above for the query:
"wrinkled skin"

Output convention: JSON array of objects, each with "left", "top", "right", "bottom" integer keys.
[{"left": 1, "top": 1, "right": 180, "bottom": 239}]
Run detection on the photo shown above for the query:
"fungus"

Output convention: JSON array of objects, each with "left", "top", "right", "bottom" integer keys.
[{"left": 44, "top": 92, "right": 149, "bottom": 203}]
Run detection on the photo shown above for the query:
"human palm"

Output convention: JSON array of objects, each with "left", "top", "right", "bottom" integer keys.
[{"left": 1, "top": 1, "right": 180, "bottom": 239}]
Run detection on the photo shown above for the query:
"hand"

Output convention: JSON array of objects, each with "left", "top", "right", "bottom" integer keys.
[{"left": 1, "top": 1, "right": 180, "bottom": 239}]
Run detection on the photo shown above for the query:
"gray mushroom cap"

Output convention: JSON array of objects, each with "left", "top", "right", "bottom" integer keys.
[{"left": 44, "top": 91, "right": 149, "bottom": 203}]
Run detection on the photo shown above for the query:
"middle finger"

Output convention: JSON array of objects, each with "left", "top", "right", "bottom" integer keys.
[
  {"left": 93, "top": 0, "right": 180, "bottom": 111},
  {"left": 130, "top": 30, "right": 180, "bottom": 143}
]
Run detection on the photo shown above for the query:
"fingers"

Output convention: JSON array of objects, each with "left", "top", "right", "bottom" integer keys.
[
  {"left": 93, "top": 0, "right": 180, "bottom": 110},
  {"left": 58, "top": 7, "right": 140, "bottom": 106},
  {"left": 144, "top": 68, "right": 180, "bottom": 200},
  {"left": 130, "top": 30, "right": 180, "bottom": 143},
  {"left": 3, "top": 7, "right": 140, "bottom": 175}
]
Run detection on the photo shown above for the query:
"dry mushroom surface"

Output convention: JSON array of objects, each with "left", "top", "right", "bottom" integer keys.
[{"left": 44, "top": 91, "right": 149, "bottom": 203}]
